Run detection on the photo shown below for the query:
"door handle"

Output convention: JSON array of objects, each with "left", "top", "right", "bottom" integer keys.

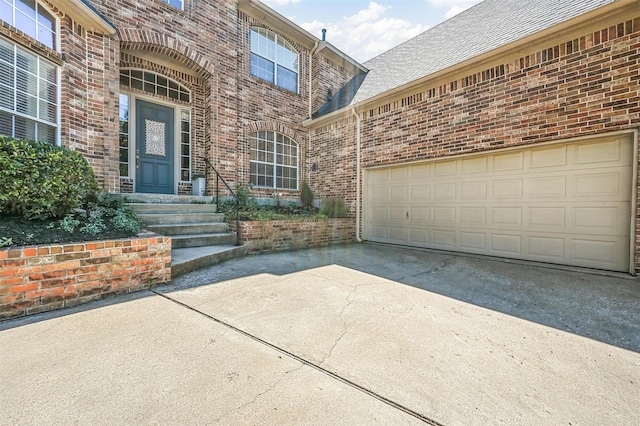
[{"left": 136, "top": 149, "right": 140, "bottom": 168}]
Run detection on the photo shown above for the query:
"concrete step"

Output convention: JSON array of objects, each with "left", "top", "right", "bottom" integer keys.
[
  {"left": 137, "top": 212, "right": 225, "bottom": 225},
  {"left": 171, "top": 245, "right": 248, "bottom": 278},
  {"left": 123, "top": 194, "right": 214, "bottom": 204},
  {"left": 147, "top": 222, "right": 229, "bottom": 236},
  {"left": 171, "top": 233, "right": 237, "bottom": 249},
  {"left": 129, "top": 203, "right": 217, "bottom": 214}
]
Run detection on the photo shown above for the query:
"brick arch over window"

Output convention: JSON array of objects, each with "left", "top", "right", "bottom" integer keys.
[
  {"left": 118, "top": 28, "right": 214, "bottom": 76},
  {"left": 247, "top": 121, "right": 306, "bottom": 144}
]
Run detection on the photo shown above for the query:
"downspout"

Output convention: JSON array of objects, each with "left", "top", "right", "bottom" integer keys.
[
  {"left": 308, "top": 40, "right": 319, "bottom": 119},
  {"left": 308, "top": 40, "right": 320, "bottom": 186},
  {"left": 351, "top": 107, "right": 362, "bottom": 243}
]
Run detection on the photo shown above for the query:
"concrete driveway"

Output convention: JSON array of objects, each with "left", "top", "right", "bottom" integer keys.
[{"left": 1, "top": 243, "right": 639, "bottom": 425}]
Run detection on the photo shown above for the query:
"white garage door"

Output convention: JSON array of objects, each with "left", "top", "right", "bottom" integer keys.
[{"left": 364, "top": 135, "right": 633, "bottom": 272}]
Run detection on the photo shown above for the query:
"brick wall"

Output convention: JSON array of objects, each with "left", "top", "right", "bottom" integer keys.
[
  {"left": 312, "top": 55, "right": 359, "bottom": 115},
  {"left": 357, "top": 18, "right": 640, "bottom": 167},
  {"left": 229, "top": 219, "right": 356, "bottom": 254},
  {"left": 0, "top": 235, "right": 171, "bottom": 319},
  {"left": 309, "top": 13, "right": 640, "bottom": 269},
  {"left": 308, "top": 116, "right": 359, "bottom": 215},
  {"left": 235, "top": 12, "right": 310, "bottom": 202}
]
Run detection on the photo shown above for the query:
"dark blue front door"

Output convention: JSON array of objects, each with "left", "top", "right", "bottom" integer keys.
[{"left": 135, "top": 100, "right": 174, "bottom": 194}]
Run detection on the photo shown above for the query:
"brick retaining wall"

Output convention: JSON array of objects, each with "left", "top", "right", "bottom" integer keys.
[
  {"left": 0, "top": 234, "right": 171, "bottom": 320},
  {"left": 230, "top": 219, "right": 356, "bottom": 254}
]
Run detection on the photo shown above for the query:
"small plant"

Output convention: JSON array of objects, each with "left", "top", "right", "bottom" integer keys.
[
  {"left": 320, "top": 197, "right": 348, "bottom": 218},
  {"left": 59, "top": 214, "right": 81, "bottom": 233},
  {"left": 79, "top": 211, "right": 107, "bottom": 236},
  {"left": 300, "top": 182, "right": 313, "bottom": 208},
  {"left": 235, "top": 183, "right": 257, "bottom": 209},
  {"left": 0, "top": 237, "right": 13, "bottom": 248}
]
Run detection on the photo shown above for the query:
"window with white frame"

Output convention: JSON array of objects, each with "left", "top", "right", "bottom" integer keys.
[
  {"left": 161, "top": 0, "right": 183, "bottom": 10},
  {"left": 0, "top": 0, "right": 57, "bottom": 50},
  {"left": 120, "top": 69, "right": 190, "bottom": 103},
  {"left": 180, "top": 109, "right": 191, "bottom": 182},
  {"left": 250, "top": 131, "right": 298, "bottom": 190},
  {"left": 250, "top": 28, "right": 298, "bottom": 93},
  {"left": 0, "top": 37, "right": 58, "bottom": 144},
  {"left": 118, "top": 94, "right": 129, "bottom": 177}
]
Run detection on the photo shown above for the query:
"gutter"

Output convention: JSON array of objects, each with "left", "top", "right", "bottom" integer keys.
[
  {"left": 304, "top": 0, "right": 638, "bottom": 130},
  {"left": 351, "top": 107, "right": 362, "bottom": 243}
]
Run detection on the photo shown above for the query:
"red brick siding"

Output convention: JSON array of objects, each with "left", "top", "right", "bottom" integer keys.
[
  {"left": 235, "top": 13, "right": 311, "bottom": 201},
  {"left": 313, "top": 55, "right": 359, "bottom": 114},
  {"left": 308, "top": 116, "right": 359, "bottom": 215},
  {"left": 310, "top": 16, "right": 640, "bottom": 271},
  {"left": 229, "top": 219, "right": 356, "bottom": 253},
  {"left": 358, "top": 19, "right": 640, "bottom": 166},
  {"left": 82, "top": 0, "right": 241, "bottom": 192},
  {"left": 0, "top": 235, "right": 171, "bottom": 319}
]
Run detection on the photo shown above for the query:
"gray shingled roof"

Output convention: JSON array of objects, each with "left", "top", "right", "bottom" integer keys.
[{"left": 349, "top": 0, "right": 615, "bottom": 105}]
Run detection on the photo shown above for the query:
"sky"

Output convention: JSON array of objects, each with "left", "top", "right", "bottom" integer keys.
[{"left": 261, "top": 0, "right": 483, "bottom": 63}]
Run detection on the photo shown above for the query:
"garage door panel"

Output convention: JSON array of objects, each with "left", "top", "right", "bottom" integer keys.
[
  {"left": 432, "top": 230, "right": 456, "bottom": 248},
  {"left": 574, "top": 172, "right": 621, "bottom": 197},
  {"left": 434, "top": 160, "right": 456, "bottom": 176},
  {"left": 528, "top": 207, "right": 566, "bottom": 227},
  {"left": 410, "top": 164, "right": 432, "bottom": 179},
  {"left": 409, "top": 207, "right": 430, "bottom": 222},
  {"left": 370, "top": 226, "right": 388, "bottom": 239},
  {"left": 410, "top": 184, "right": 431, "bottom": 199},
  {"left": 493, "top": 151, "right": 524, "bottom": 172},
  {"left": 433, "top": 207, "right": 456, "bottom": 224},
  {"left": 530, "top": 146, "right": 567, "bottom": 168},
  {"left": 434, "top": 183, "right": 456, "bottom": 199},
  {"left": 490, "top": 234, "right": 522, "bottom": 255},
  {"left": 570, "top": 204, "right": 630, "bottom": 236},
  {"left": 462, "top": 156, "right": 488, "bottom": 174},
  {"left": 527, "top": 236, "right": 566, "bottom": 259},
  {"left": 571, "top": 238, "right": 625, "bottom": 269},
  {"left": 370, "top": 186, "right": 389, "bottom": 201},
  {"left": 460, "top": 207, "right": 487, "bottom": 225},
  {"left": 388, "top": 227, "right": 407, "bottom": 243},
  {"left": 364, "top": 135, "right": 632, "bottom": 272},
  {"left": 492, "top": 207, "right": 523, "bottom": 226},
  {"left": 574, "top": 139, "right": 621, "bottom": 164},
  {"left": 527, "top": 176, "right": 567, "bottom": 198},
  {"left": 371, "top": 207, "right": 388, "bottom": 221},
  {"left": 390, "top": 167, "right": 409, "bottom": 181},
  {"left": 390, "top": 187, "right": 408, "bottom": 202},
  {"left": 493, "top": 179, "right": 524, "bottom": 198},
  {"left": 460, "top": 232, "right": 486, "bottom": 250},
  {"left": 389, "top": 207, "right": 406, "bottom": 221},
  {"left": 461, "top": 181, "right": 487, "bottom": 199},
  {"left": 409, "top": 228, "right": 429, "bottom": 245},
  {"left": 370, "top": 169, "right": 390, "bottom": 184}
]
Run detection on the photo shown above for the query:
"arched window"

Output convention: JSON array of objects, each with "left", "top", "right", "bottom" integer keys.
[
  {"left": 250, "top": 28, "right": 298, "bottom": 93},
  {"left": 1, "top": 0, "right": 57, "bottom": 50},
  {"left": 119, "top": 70, "right": 190, "bottom": 102},
  {"left": 250, "top": 131, "right": 298, "bottom": 190}
]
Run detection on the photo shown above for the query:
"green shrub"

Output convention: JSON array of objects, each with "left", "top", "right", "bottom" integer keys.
[
  {"left": 320, "top": 197, "right": 348, "bottom": 218},
  {"left": 57, "top": 194, "right": 143, "bottom": 237},
  {"left": 300, "top": 181, "right": 313, "bottom": 208},
  {"left": 0, "top": 136, "right": 99, "bottom": 219},
  {"left": 235, "top": 183, "right": 257, "bottom": 209}
]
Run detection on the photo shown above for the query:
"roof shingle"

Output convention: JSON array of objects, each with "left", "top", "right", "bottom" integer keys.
[{"left": 349, "top": 0, "right": 615, "bottom": 105}]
